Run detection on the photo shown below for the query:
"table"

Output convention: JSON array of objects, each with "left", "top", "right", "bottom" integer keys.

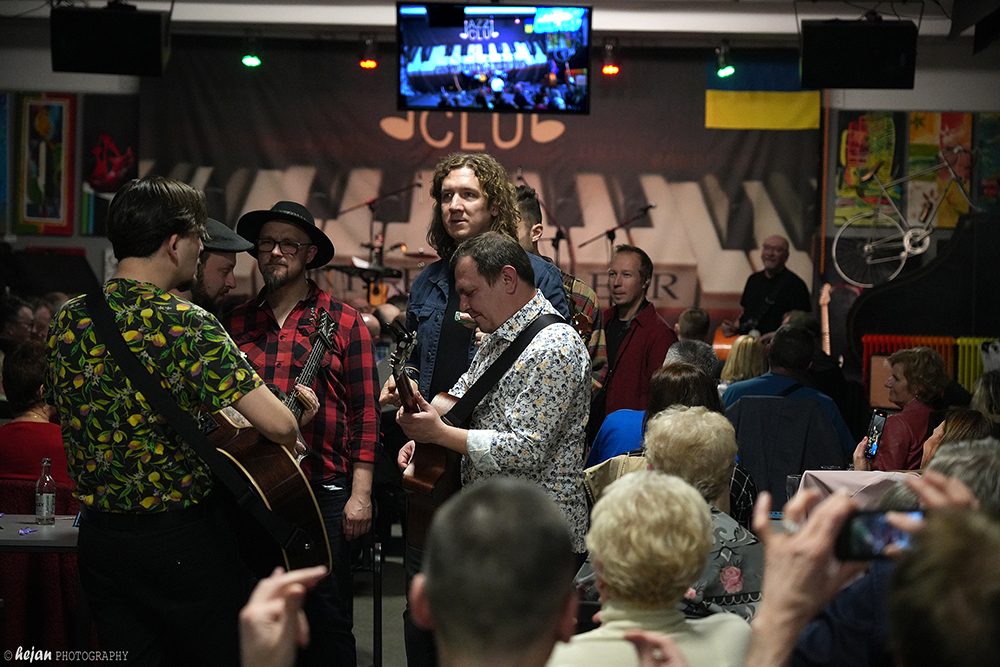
[
  {"left": 0, "top": 514, "right": 79, "bottom": 552},
  {"left": 799, "top": 470, "right": 916, "bottom": 509}
]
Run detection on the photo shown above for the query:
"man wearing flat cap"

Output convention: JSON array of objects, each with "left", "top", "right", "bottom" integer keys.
[
  {"left": 174, "top": 217, "right": 253, "bottom": 314},
  {"left": 221, "top": 201, "right": 380, "bottom": 667}
]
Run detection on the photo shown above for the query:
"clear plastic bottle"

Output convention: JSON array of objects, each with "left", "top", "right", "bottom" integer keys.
[{"left": 35, "top": 457, "right": 56, "bottom": 525}]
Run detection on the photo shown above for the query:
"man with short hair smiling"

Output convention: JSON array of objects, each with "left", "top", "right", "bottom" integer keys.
[
  {"left": 601, "top": 244, "right": 676, "bottom": 417},
  {"left": 223, "top": 200, "right": 380, "bottom": 667},
  {"left": 721, "top": 235, "right": 811, "bottom": 338}
]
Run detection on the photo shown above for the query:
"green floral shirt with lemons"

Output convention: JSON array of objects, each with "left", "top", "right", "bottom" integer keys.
[{"left": 45, "top": 279, "right": 262, "bottom": 512}]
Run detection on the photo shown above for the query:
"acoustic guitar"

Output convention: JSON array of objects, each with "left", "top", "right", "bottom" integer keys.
[
  {"left": 200, "top": 311, "right": 335, "bottom": 571},
  {"left": 387, "top": 322, "right": 462, "bottom": 549}
]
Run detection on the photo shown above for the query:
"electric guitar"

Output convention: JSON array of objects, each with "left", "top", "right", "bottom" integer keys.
[
  {"left": 201, "top": 311, "right": 335, "bottom": 571},
  {"left": 387, "top": 322, "right": 462, "bottom": 549}
]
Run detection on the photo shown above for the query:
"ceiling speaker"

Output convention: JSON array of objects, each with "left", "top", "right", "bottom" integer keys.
[
  {"left": 50, "top": 6, "right": 170, "bottom": 76},
  {"left": 800, "top": 19, "right": 918, "bottom": 89}
]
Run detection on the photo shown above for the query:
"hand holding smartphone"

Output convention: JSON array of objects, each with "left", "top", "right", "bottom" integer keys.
[{"left": 864, "top": 410, "right": 888, "bottom": 459}]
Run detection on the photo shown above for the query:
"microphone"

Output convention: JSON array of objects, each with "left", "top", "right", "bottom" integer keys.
[
  {"left": 415, "top": 182, "right": 423, "bottom": 188},
  {"left": 640, "top": 203, "right": 657, "bottom": 214}
]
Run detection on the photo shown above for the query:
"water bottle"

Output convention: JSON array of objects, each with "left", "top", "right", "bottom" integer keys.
[{"left": 35, "top": 457, "right": 56, "bottom": 525}]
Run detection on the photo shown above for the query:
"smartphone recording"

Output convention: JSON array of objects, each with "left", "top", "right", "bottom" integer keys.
[{"left": 835, "top": 510, "right": 923, "bottom": 560}]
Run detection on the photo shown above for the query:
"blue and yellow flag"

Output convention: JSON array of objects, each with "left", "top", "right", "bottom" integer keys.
[{"left": 705, "top": 54, "right": 820, "bottom": 130}]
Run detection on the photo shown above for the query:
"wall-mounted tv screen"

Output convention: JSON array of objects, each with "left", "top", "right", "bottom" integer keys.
[{"left": 397, "top": 3, "right": 591, "bottom": 114}]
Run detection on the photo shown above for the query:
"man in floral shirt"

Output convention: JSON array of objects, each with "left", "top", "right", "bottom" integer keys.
[
  {"left": 45, "top": 177, "right": 302, "bottom": 667},
  {"left": 395, "top": 232, "right": 590, "bottom": 552}
]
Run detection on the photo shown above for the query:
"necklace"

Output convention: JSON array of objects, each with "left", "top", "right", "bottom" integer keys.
[{"left": 11, "top": 407, "right": 51, "bottom": 424}]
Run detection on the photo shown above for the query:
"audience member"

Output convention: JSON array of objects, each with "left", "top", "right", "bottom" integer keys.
[
  {"left": 239, "top": 566, "right": 329, "bottom": 667},
  {"left": 888, "top": 509, "right": 1000, "bottom": 667},
  {"left": 588, "top": 362, "right": 758, "bottom": 530},
  {"left": 664, "top": 339, "right": 721, "bottom": 380},
  {"left": 855, "top": 407, "right": 997, "bottom": 472},
  {"left": 971, "top": 369, "right": 1000, "bottom": 422},
  {"left": 0, "top": 341, "right": 71, "bottom": 484},
  {"left": 1, "top": 294, "right": 35, "bottom": 354},
  {"left": 546, "top": 471, "right": 751, "bottom": 667},
  {"left": 718, "top": 335, "right": 767, "bottom": 391},
  {"left": 860, "top": 347, "right": 949, "bottom": 471},
  {"left": 411, "top": 478, "right": 578, "bottom": 667},
  {"left": 644, "top": 406, "right": 764, "bottom": 621},
  {"left": 723, "top": 324, "right": 855, "bottom": 456},
  {"left": 791, "top": 439, "right": 1000, "bottom": 667},
  {"left": 588, "top": 363, "right": 723, "bottom": 467},
  {"left": 675, "top": 307, "right": 710, "bottom": 342},
  {"left": 784, "top": 310, "right": 857, "bottom": 435}
]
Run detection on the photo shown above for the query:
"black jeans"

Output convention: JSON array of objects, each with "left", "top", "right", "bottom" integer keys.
[
  {"left": 300, "top": 479, "right": 357, "bottom": 667},
  {"left": 77, "top": 498, "right": 252, "bottom": 667}
]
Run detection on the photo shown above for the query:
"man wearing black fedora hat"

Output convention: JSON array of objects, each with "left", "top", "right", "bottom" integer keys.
[
  {"left": 223, "top": 200, "right": 380, "bottom": 667},
  {"left": 174, "top": 217, "right": 252, "bottom": 314}
]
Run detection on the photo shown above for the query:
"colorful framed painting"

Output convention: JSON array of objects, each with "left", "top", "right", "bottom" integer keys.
[{"left": 16, "top": 93, "right": 76, "bottom": 235}]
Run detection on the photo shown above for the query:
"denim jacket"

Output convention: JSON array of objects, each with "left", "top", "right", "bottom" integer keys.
[{"left": 405, "top": 254, "right": 570, "bottom": 398}]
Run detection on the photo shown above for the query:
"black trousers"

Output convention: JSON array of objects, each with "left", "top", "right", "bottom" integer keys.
[{"left": 78, "top": 498, "right": 252, "bottom": 667}]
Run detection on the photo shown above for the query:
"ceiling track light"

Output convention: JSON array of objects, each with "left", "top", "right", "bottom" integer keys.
[
  {"left": 602, "top": 38, "right": 619, "bottom": 76},
  {"left": 359, "top": 34, "right": 378, "bottom": 69},
  {"left": 716, "top": 40, "right": 734, "bottom": 78},
  {"left": 242, "top": 35, "right": 261, "bottom": 68}
]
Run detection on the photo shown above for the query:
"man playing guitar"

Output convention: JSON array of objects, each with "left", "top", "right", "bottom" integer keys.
[{"left": 223, "top": 200, "right": 380, "bottom": 667}]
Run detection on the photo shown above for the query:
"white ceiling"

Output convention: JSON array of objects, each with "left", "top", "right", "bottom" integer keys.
[{"left": 3, "top": 0, "right": 961, "bottom": 41}]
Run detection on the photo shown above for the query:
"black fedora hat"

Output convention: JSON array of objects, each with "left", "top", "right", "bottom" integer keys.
[
  {"left": 237, "top": 201, "right": 335, "bottom": 269},
  {"left": 204, "top": 218, "right": 253, "bottom": 253}
]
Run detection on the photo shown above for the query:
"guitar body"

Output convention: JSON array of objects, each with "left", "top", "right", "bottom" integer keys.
[
  {"left": 400, "top": 393, "right": 463, "bottom": 549},
  {"left": 713, "top": 326, "right": 739, "bottom": 361},
  {"left": 207, "top": 407, "right": 333, "bottom": 571}
]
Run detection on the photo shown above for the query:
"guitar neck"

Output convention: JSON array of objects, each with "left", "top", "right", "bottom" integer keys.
[
  {"left": 395, "top": 368, "right": 420, "bottom": 414},
  {"left": 286, "top": 333, "right": 326, "bottom": 420}
]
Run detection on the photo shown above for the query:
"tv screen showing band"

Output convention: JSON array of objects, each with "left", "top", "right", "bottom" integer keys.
[{"left": 397, "top": 3, "right": 592, "bottom": 114}]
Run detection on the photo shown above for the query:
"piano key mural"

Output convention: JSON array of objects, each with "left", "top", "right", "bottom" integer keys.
[{"left": 139, "top": 37, "right": 820, "bottom": 313}]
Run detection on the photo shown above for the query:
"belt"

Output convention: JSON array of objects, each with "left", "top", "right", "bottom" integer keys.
[{"left": 79, "top": 496, "right": 216, "bottom": 530}]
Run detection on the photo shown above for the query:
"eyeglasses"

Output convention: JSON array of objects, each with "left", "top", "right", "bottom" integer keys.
[{"left": 257, "top": 238, "right": 313, "bottom": 255}]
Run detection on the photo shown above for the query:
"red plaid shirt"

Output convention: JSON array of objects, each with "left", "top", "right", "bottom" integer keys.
[{"left": 222, "top": 282, "right": 380, "bottom": 481}]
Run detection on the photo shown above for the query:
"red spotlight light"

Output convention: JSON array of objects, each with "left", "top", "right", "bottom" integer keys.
[{"left": 360, "top": 59, "right": 378, "bottom": 69}]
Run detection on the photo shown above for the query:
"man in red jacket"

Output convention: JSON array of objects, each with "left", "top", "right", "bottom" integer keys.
[{"left": 601, "top": 244, "right": 676, "bottom": 416}]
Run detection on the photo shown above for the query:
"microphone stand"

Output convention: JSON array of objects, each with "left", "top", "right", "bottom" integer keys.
[
  {"left": 336, "top": 182, "right": 421, "bottom": 304},
  {"left": 577, "top": 205, "right": 655, "bottom": 249}
]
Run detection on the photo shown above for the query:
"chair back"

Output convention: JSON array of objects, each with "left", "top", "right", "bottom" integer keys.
[{"left": 726, "top": 396, "right": 846, "bottom": 508}]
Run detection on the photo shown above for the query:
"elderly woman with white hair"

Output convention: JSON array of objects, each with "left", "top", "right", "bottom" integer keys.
[
  {"left": 644, "top": 405, "right": 764, "bottom": 621},
  {"left": 546, "top": 471, "right": 750, "bottom": 667}
]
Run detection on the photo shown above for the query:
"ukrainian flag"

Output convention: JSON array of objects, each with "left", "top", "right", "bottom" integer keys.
[{"left": 705, "top": 54, "right": 820, "bottom": 130}]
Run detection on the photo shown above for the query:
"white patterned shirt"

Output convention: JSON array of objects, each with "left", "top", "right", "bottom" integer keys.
[{"left": 453, "top": 290, "right": 590, "bottom": 551}]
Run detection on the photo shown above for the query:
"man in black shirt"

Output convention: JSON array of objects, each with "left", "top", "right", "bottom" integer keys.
[{"left": 722, "top": 235, "right": 810, "bottom": 338}]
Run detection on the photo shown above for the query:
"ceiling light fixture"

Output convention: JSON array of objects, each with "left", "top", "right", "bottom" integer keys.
[
  {"left": 716, "top": 40, "right": 735, "bottom": 78},
  {"left": 601, "top": 39, "right": 619, "bottom": 76},
  {"left": 359, "top": 35, "right": 378, "bottom": 69}
]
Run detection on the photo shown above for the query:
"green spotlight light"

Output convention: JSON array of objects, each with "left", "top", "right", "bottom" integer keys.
[{"left": 242, "top": 54, "right": 261, "bottom": 67}]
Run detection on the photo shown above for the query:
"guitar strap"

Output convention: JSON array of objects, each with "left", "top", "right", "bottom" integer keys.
[
  {"left": 84, "top": 291, "right": 317, "bottom": 558},
  {"left": 441, "top": 313, "right": 564, "bottom": 428}
]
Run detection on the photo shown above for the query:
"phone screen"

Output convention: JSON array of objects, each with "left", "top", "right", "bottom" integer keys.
[
  {"left": 835, "top": 510, "right": 923, "bottom": 560},
  {"left": 864, "top": 410, "right": 887, "bottom": 459}
]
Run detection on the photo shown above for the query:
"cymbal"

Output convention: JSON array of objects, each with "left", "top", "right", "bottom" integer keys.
[
  {"left": 405, "top": 251, "right": 439, "bottom": 261},
  {"left": 325, "top": 264, "right": 402, "bottom": 281}
]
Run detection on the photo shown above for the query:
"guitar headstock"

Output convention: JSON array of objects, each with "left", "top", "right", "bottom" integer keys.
[
  {"left": 820, "top": 283, "right": 832, "bottom": 307},
  {"left": 313, "top": 310, "right": 335, "bottom": 350},
  {"left": 388, "top": 321, "right": 418, "bottom": 378}
]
